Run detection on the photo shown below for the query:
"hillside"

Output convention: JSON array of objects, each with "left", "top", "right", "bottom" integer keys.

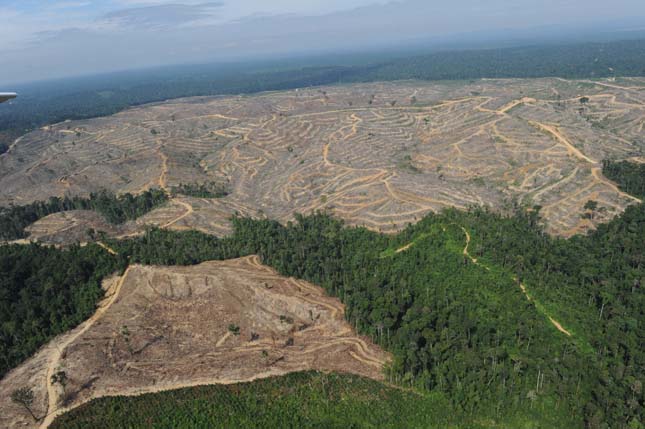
[
  {"left": 0, "top": 257, "right": 386, "bottom": 428},
  {"left": 1, "top": 78, "right": 643, "bottom": 241},
  {"left": 0, "top": 80, "right": 643, "bottom": 429}
]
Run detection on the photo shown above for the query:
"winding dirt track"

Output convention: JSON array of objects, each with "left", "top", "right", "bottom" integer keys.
[
  {"left": 40, "top": 267, "right": 133, "bottom": 428},
  {"left": 458, "top": 226, "right": 572, "bottom": 337},
  {"left": 529, "top": 121, "right": 597, "bottom": 164},
  {"left": 95, "top": 242, "right": 117, "bottom": 255},
  {"left": 160, "top": 200, "right": 194, "bottom": 228}
]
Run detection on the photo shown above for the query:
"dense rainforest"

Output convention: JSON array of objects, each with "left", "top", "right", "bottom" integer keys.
[
  {"left": 0, "top": 189, "right": 168, "bottom": 241},
  {"left": 2, "top": 38, "right": 645, "bottom": 150},
  {"left": 1, "top": 161, "right": 643, "bottom": 428}
]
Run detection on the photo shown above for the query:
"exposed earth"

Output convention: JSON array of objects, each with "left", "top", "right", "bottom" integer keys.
[
  {"left": 0, "top": 256, "right": 387, "bottom": 428},
  {"left": 1, "top": 78, "right": 644, "bottom": 241}
]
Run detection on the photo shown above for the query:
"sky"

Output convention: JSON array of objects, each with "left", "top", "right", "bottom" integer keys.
[{"left": 1, "top": 0, "right": 645, "bottom": 84}]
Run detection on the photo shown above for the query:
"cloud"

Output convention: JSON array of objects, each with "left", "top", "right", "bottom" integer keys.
[
  {"left": 48, "top": 1, "right": 92, "bottom": 9},
  {"left": 100, "top": 2, "right": 223, "bottom": 29},
  {"left": 1, "top": 0, "right": 645, "bottom": 84}
]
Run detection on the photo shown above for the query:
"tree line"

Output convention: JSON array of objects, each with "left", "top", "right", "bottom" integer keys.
[{"left": 0, "top": 189, "right": 168, "bottom": 241}]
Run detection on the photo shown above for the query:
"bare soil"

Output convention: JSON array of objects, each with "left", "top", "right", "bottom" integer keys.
[
  {"left": 0, "top": 257, "right": 388, "bottom": 429},
  {"left": 1, "top": 78, "right": 644, "bottom": 241}
]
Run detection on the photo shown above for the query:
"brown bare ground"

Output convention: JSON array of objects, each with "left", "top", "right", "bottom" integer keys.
[
  {"left": 1, "top": 78, "right": 644, "bottom": 242},
  {"left": 0, "top": 256, "right": 388, "bottom": 429}
]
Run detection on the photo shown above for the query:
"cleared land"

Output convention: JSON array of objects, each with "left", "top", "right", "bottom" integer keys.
[
  {"left": 1, "top": 77, "right": 644, "bottom": 240},
  {"left": 0, "top": 256, "right": 387, "bottom": 429}
]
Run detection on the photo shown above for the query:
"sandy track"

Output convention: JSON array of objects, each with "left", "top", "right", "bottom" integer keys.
[
  {"left": 96, "top": 242, "right": 117, "bottom": 255},
  {"left": 40, "top": 267, "right": 132, "bottom": 428},
  {"left": 529, "top": 121, "right": 597, "bottom": 164},
  {"left": 161, "top": 199, "right": 194, "bottom": 228},
  {"left": 457, "top": 225, "right": 572, "bottom": 337}
]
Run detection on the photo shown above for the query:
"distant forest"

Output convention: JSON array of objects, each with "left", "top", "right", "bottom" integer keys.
[{"left": 1, "top": 38, "right": 645, "bottom": 149}]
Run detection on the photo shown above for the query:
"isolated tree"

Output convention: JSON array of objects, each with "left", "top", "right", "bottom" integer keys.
[
  {"left": 51, "top": 370, "right": 68, "bottom": 388},
  {"left": 580, "top": 96, "right": 590, "bottom": 104},
  {"left": 584, "top": 200, "right": 598, "bottom": 211},
  {"left": 228, "top": 324, "right": 240, "bottom": 336},
  {"left": 583, "top": 200, "right": 599, "bottom": 219},
  {"left": 11, "top": 387, "right": 38, "bottom": 421},
  {"left": 51, "top": 370, "right": 69, "bottom": 405},
  {"left": 121, "top": 325, "right": 133, "bottom": 354}
]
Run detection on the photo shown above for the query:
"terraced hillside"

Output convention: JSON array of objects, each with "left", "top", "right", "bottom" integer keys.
[
  {"left": 0, "top": 256, "right": 387, "bottom": 429},
  {"left": 1, "top": 78, "right": 644, "bottom": 238}
]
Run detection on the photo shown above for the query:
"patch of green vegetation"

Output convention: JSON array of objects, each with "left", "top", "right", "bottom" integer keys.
[
  {"left": 51, "top": 372, "right": 456, "bottom": 429},
  {"left": 602, "top": 159, "right": 645, "bottom": 199},
  {"left": 228, "top": 323, "right": 240, "bottom": 336},
  {"left": 379, "top": 225, "right": 441, "bottom": 258},
  {"left": 171, "top": 181, "right": 229, "bottom": 199},
  {"left": 470, "top": 177, "right": 486, "bottom": 187},
  {"left": 397, "top": 154, "right": 420, "bottom": 173},
  {"left": 51, "top": 371, "right": 568, "bottom": 429}
]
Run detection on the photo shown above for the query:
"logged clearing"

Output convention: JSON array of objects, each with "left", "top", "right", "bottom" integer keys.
[
  {"left": 0, "top": 256, "right": 388, "bottom": 429},
  {"left": 1, "top": 78, "right": 645, "bottom": 242}
]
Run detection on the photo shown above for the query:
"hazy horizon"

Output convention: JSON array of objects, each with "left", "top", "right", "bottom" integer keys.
[{"left": 1, "top": 0, "right": 645, "bottom": 85}]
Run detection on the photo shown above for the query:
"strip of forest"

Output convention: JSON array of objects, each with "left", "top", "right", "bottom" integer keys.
[{"left": 0, "top": 189, "right": 168, "bottom": 241}]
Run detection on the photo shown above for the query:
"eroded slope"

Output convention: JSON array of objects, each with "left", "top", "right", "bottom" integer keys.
[
  {"left": 1, "top": 78, "right": 644, "bottom": 237},
  {"left": 0, "top": 256, "right": 387, "bottom": 428}
]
